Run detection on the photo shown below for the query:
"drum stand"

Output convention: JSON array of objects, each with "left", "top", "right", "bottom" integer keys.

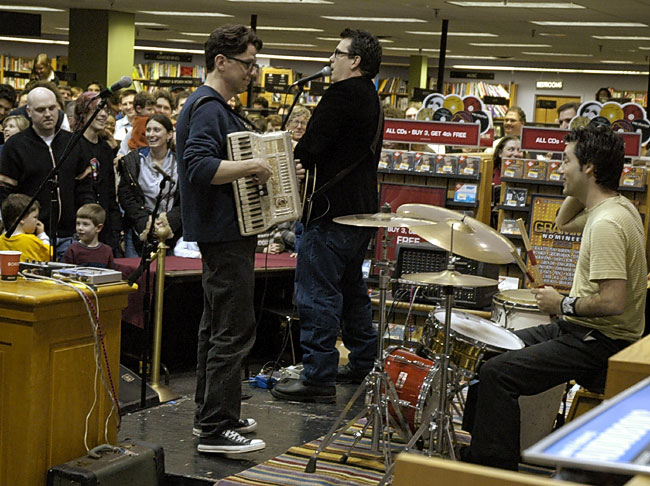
[{"left": 305, "top": 231, "right": 412, "bottom": 474}]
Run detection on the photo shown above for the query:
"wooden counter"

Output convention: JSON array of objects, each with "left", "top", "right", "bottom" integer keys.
[
  {"left": 605, "top": 333, "right": 650, "bottom": 398},
  {"left": 0, "top": 278, "right": 130, "bottom": 486}
]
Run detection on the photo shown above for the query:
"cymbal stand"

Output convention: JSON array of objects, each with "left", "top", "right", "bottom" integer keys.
[{"left": 305, "top": 224, "right": 412, "bottom": 474}]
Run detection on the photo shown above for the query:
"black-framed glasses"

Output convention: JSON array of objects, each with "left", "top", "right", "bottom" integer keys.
[
  {"left": 333, "top": 48, "right": 354, "bottom": 58},
  {"left": 223, "top": 54, "right": 259, "bottom": 72}
]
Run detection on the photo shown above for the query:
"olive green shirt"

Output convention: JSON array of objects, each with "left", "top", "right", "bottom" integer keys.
[{"left": 567, "top": 195, "right": 646, "bottom": 341}]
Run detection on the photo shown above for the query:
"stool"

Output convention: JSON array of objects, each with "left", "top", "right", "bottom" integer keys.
[
  {"left": 263, "top": 307, "right": 301, "bottom": 365},
  {"left": 567, "top": 386, "right": 605, "bottom": 422}
]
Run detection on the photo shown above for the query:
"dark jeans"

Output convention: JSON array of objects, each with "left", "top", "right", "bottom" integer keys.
[
  {"left": 195, "top": 237, "right": 257, "bottom": 435},
  {"left": 295, "top": 221, "right": 377, "bottom": 386},
  {"left": 464, "top": 320, "right": 631, "bottom": 467}
]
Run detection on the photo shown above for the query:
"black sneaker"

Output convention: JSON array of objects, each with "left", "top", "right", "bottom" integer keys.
[
  {"left": 197, "top": 429, "right": 266, "bottom": 454},
  {"left": 336, "top": 364, "right": 370, "bottom": 384},
  {"left": 193, "top": 418, "right": 257, "bottom": 437}
]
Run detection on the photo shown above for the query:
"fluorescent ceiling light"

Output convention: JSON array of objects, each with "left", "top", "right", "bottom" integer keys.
[
  {"left": 228, "top": 0, "right": 332, "bottom": 2},
  {"left": 138, "top": 11, "right": 233, "bottom": 17},
  {"left": 470, "top": 43, "right": 551, "bottom": 47},
  {"left": 321, "top": 16, "right": 426, "bottom": 22},
  {"left": 135, "top": 22, "right": 169, "bottom": 27},
  {"left": 640, "top": 46, "right": 650, "bottom": 50},
  {"left": 264, "top": 42, "right": 316, "bottom": 47},
  {"left": 531, "top": 21, "right": 647, "bottom": 27},
  {"left": 55, "top": 27, "right": 69, "bottom": 31},
  {"left": 406, "top": 31, "right": 497, "bottom": 37},
  {"left": 384, "top": 47, "right": 440, "bottom": 52},
  {"left": 522, "top": 51, "right": 592, "bottom": 57},
  {"left": 447, "top": 55, "right": 499, "bottom": 59},
  {"left": 601, "top": 60, "right": 634, "bottom": 64},
  {"left": 0, "top": 5, "right": 64, "bottom": 11},
  {"left": 538, "top": 32, "right": 566, "bottom": 37},
  {"left": 593, "top": 36, "right": 650, "bottom": 41},
  {"left": 257, "top": 26, "right": 324, "bottom": 31},
  {"left": 448, "top": 1, "right": 584, "bottom": 7},
  {"left": 167, "top": 39, "right": 199, "bottom": 43},
  {"left": 180, "top": 32, "right": 210, "bottom": 36},
  {"left": 135, "top": 45, "right": 203, "bottom": 54},
  {"left": 0, "top": 36, "right": 68, "bottom": 45},
  {"left": 452, "top": 64, "right": 649, "bottom": 75}
]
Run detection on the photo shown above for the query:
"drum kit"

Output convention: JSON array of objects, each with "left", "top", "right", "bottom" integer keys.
[{"left": 303, "top": 203, "right": 537, "bottom": 484}]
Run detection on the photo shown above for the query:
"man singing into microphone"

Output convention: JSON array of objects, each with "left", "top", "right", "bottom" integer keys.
[{"left": 272, "top": 28, "right": 383, "bottom": 402}]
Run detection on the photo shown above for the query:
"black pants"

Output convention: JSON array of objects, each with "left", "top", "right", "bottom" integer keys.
[
  {"left": 194, "top": 237, "right": 257, "bottom": 436},
  {"left": 463, "top": 320, "right": 631, "bottom": 468}
]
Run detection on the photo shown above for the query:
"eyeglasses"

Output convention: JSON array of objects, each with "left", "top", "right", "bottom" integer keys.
[
  {"left": 223, "top": 54, "right": 259, "bottom": 73},
  {"left": 289, "top": 119, "right": 307, "bottom": 127},
  {"left": 333, "top": 48, "right": 354, "bottom": 58}
]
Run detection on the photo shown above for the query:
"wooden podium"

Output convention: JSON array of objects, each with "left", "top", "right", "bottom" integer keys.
[{"left": 0, "top": 278, "right": 130, "bottom": 486}]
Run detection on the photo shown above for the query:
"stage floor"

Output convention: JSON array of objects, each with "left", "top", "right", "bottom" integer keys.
[{"left": 118, "top": 371, "right": 363, "bottom": 485}]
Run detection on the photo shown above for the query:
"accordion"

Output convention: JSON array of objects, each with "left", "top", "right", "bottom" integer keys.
[{"left": 227, "top": 130, "right": 302, "bottom": 236}]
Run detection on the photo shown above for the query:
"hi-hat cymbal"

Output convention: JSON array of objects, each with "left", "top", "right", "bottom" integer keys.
[
  {"left": 333, "top": 213, "right": 434, "bottom": 228},
  {"left": 396, "top": 204, "right": 516, "bottom": 264},
  {"left": 403, "top": 270, "right": 498, "bottom": 288}
]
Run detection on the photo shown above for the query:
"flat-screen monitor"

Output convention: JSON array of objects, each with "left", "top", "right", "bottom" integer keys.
[{"left": 524, "top": 376, "right": 650, "bottom": 476}]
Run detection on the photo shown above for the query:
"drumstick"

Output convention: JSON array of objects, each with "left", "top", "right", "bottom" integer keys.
[
  {"left": 511, "top": 249, "right": 537, "bottom": 287},
  {"left": 516, "top": 218, "right": 545, "bottom": 287}
]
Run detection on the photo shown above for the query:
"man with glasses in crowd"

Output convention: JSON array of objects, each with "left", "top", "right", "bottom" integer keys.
[
  {"left": 272, "top": 28, "right": 383, "bottom": 403},
  {"left": 176, "top": 24, "right": 272, "bottom": 455}
]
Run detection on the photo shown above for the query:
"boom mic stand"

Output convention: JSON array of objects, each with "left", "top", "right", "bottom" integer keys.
[{"left": 5, "top": 97, "right": 110, "bottom": 260}]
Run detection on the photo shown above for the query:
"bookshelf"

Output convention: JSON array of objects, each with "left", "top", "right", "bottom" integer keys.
[
  {"left": 131, "top": 62, "right": 206, "bottom": 92},
  {"left": 0, "top": 55, "right": 33, "bottom": 89},
  {"left": 610, "top": 88, "right": 648, "bottom": 107},
  {"left": 378, "top": 76, "right": 409, "bottom": 110},
  {"left": 442, "top": 81, "right": 517, "bottom": 119}
]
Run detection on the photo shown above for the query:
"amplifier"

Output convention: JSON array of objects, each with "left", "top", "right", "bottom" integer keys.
[{"left": 392, "top": 243, "right": 498, "bottom": 309}]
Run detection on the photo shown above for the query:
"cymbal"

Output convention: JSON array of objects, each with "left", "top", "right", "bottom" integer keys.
[
  {"left": 403, "top": 270, "right": 498, "bottom": 288},
  {"left": 333, "top": 213, "right": 434, "bottom": 228},
  {"left": 396, "top": 204, "right": 516, "bottom": 264}
]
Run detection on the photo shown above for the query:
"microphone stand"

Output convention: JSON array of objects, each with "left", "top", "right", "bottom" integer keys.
[
  {"left": 133, "top": 176, "right": 169, "bottom": 409},
  {"left": 5, "top": 97, "right": 110, "bottom": 261},
  {"left": 280, "top": 83, "right": 307, "bottom": 131}
]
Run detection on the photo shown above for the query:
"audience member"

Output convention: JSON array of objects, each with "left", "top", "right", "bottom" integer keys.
[
  {"left": 286, "top": 105, "right": 311, "bottom": 146},
  {"left": 174, "top": 90, "right": 190, "bottom": 117},
  {"left": 118, "top": 91, "right": 155, "bottom": 155},
  {"left": 0, "top": 84, "right": 17, "bottom": 126},
  {"left": 256, "top": 221, "right": 297, "bottom": 254},
  {"left": 114, "top": 89, "right": 137, "bottom": 141},
  {"left": 154, "top": 90, "right": 174, "bottom": 118},
  {"left": 492, "top": 135, "right": 523, "bottom": 186},
  {"left": 63, "top": 203, "right": 115, "bottom": 268},
  {"left": 85, "top": 81, "right": 103, "bottom": 93},
  {"left": 9, "top": 80, "right": 70, "bottom": 131},
  {"left": 31, "top": 53, "right": 59, "bottom": 84},
  {"left": 0, "top": 194, "right": 51, "bottom": 261},
  {"left": 252, "top": 96, "right": 269, "bottom": 117},
  {"left": 558, "top": 102, "right": 579, "bottom": 129},
  {"left": 71, "top": 86, "right": 83, "bottom": 101},
  {"left": 595, "top": 87, "right": 611, "bottom": 103},
  {"left": 503, "top": 106, "right": 526, "bottom": 137},
  {"left": 265, "top": 114, "right": 282, "bottom": 132},
  {"left": 405, "top": 101, "right": 421, "bottom": 120},
  {"left": 58, "top": 85, "right": 72, "bottom": 104},
  {"left": 0, "top": 115, "right": 29, "bottom": 158},
  {"left": 74, "top": 93, "right": 123, "bottom": 256},
  {"left": 102, "top": 114, "right": 119, "bottom": 152},
  {"left": 0, "top": 87, "right": 93, "bottom": 259},
  {"left": 118, "top": 114, "right": 180, "bottom": 257}
]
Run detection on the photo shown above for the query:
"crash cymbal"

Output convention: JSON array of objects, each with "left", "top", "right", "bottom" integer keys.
[
  {"left": 403, "top": 270, "right": 498, "bottom": 288},
  {"left": 333, "top": 213, "right": 434, "bottom": 228},
  {"left": 396, "top": 204, "right": 516, "bottom": 265}
]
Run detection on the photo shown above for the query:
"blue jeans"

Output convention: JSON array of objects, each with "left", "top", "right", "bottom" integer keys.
[
  {"left": 295, "top": 221, "right": 377, "bottom": 386},
  {"left": 56, "top": 236, "right": 75, "bottom": 261},
  {"left": 195, "top": 237, "right": 257, "bottom": 435}
]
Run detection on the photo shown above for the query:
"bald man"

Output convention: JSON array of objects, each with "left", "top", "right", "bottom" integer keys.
[{"left": 0, "top": 87, "right": 94, "bottom": 259}]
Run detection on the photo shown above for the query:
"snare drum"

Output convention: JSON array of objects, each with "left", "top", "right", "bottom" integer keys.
[
  {"left": 384, "top": 347, "right": 441, "bottom": 432},
  {"left": 423, "top": 309, "right": 525, "bottom": 374},
  {"left": 492, "top": 289, "right": 549, "bottom": 331}
]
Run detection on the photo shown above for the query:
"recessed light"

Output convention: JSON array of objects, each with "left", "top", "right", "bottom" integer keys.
[
  {"left": 321, "top": 16, "right": 426, "bottom": 22},
  {"left": 257, "top": 26, "right": 324, "bottom": 32},
  {"left": 447, "top": 1, "right": 585, "bottom": 7},
  {"left": 0, "top": 5, "right": 64, "bottom": 11},
  {"left": 138, "top": 11, "right": 233, "bottom": 17},
  {"left": 228, "top": 0, "right": 332, "bottom": 2},
  {"left": 135, "top": 22, "right": 169, "bottom": 27},
  {"left": 264, "top": 43, "right": 316, "bottom": 47},
  {"left": 406, "top": 31, "right": 497, "bottom": 37},
  {"left": 470, "top": 43, "right": 551, "bottom": 47},
  {"left": 531, "top": 21, "right": 647, "bottom": 27},
  {"left": 522, "top": 51, "right": 592, "bottom": 57},
  {"left": 592, "top": 36, "right": 650, "bottom": 41},
  {"left": 0, "top": 36, "right": 68, "bottom": 45}
]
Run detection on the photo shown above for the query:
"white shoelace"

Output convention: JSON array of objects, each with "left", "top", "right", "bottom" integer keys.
[{"left": 222, "top": 429, "right": 249, "bottom": 443}]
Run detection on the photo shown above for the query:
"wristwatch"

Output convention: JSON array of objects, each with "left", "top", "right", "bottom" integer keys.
[{"left": 561, "top": 296, "right": 578, "bottom": 316}]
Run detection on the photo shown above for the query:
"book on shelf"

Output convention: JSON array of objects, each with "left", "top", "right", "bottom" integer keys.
[
  {"left": 503, "top": 187, "right": 528, "bottom": 207},
  {"left": 453, "top": 182, "right": 477, "bottom": 203},
  {"left": 502, "top": 158, "right": 525, "bottom": 179},
  {"left": 500, "top": 218, "right": 521, "bottom": 235}
]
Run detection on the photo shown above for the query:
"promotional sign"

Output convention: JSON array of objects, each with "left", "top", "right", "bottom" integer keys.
[
  {"left": 375, "top": 183, "right": 446, "bottom": 264},
  {"left": 384, "top": 119, "right": 481, "bottom": 146},
  {"left": 417, "top": 92, "right": 493, "bottom": 140},
  {"left": 521, "top": 126, "right": 642, "bottom": 157},
  {"left": 527, "top": 195, "right": 582, "bottom": 292}
]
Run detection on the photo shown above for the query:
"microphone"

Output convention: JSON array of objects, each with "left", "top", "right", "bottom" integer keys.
[
  {"left": 291, "top": 66, "right": 332, "bottom": 87},
  {"left": 152, "top": 164, "right": 172, "bottom": 182},
  {"left": 93, "top": 76, "right": 133, "bottom": 98}
]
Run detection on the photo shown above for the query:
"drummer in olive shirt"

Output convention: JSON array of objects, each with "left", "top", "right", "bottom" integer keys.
[{"left": 462, "top": 124, "right": 646, "bottom": 471}]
